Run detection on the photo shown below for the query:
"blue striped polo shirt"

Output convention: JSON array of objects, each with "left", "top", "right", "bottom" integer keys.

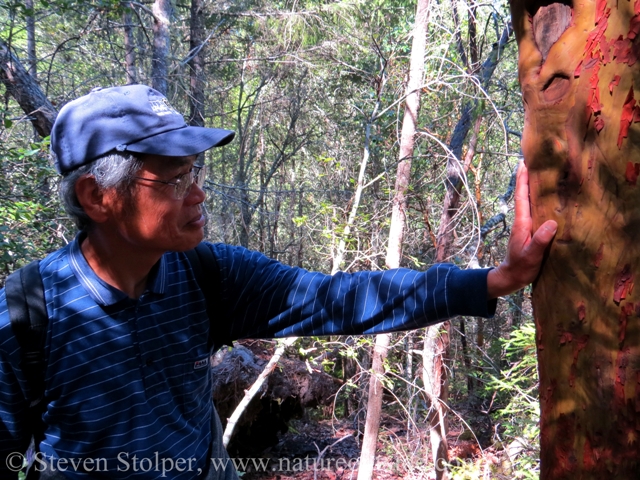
[{"left": 0, "top": 236, "right": 495, "bottom": 479}]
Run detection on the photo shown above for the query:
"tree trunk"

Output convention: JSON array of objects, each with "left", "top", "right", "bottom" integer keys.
[
  {"left": 434, "top": 23, "right": 512, "bottom": 262},
  {"left": 0, "top": 38, "right": 56, "bottom": 137},
  {"left": 458, "top": 318, "right": 474, "bottom": 394},
  {"left": 423, "top": 322, "right": 451, "bottom": 475},
  {"left": 188, "top": 0, "right": 206, "bottom": 128},
  {"left": 385, "top": 0, "right": 430, "bottom": 270},
  {"left": 510, "top": 0, "right": 640, "bottom": 477},
  {"left": 26, "top": 0, "right": 36, "bottom": 80},
  {"left": 123, "top": 2, "right": 137, "bottom": 85},
  {"left": 422, "top": 25, "right": 513, "bottom": 478},
  {"left": 423, "top": 320, "right": 450, "bottom": 480},
  {"left": 357, "top": 0, "right": 431, "bottom": 478},
  {"left": 356, "top": 333, "right": 391, "bottom": 480},
  {"left": 151, "top": 0, "right": 172, "bottom": 95}
]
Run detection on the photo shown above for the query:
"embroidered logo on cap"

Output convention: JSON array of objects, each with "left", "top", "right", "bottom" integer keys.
[
  {"left": 150, "top": 98, "right": 181, "bottom": 117},
  {"left": 194, "top": 358, "right": 209, "bottom": 370}
]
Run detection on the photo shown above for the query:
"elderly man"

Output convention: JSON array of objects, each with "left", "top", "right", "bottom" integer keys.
[{"left": 0, "top": 85, "right": 556, "bottom": 479}]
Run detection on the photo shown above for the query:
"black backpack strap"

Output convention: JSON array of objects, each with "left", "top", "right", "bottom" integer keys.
[
  {"left": 185, "top": 243, "right": 231, "bottom": 351},
  {"left": 5, "top": 260, "right": 48, "bottom": 447}
]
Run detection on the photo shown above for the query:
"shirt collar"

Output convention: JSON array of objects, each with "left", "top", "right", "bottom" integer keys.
[{"left": 68, "top": 232, "right": 167, "bottom": 306}]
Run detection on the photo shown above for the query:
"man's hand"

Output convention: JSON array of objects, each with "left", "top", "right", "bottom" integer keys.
[{"left": 487, "top": 162, "right": 557, "bottom": 299}]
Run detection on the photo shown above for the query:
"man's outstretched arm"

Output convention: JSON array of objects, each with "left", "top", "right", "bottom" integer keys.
[{"left": 487, "top": 162, "right": 558, "bottom": 299}]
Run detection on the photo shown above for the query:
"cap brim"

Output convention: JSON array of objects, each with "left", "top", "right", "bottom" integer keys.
[{"left": 124, "top": 126, "right": 235, "bottom": 156}]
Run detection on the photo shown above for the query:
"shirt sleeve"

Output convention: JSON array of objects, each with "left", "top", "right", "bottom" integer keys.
[
  {"left": 0, "top": 290, "right": 32, "bottom": 480},
  {"left": 206, "top": 243, "right": 496, "bottom": 340}
]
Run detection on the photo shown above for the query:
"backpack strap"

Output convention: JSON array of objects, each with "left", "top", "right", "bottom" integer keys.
[
  {"left": 184, "top": 243, "right": 232, "bottom": 351},
  {"left": 4, "top": 260, "right": 48, "bottom": 447}
]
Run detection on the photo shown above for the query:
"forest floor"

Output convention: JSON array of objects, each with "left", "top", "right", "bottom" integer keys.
[
  {"left": 239, "top": 412, "right": 510, "bottom": 480},
  {"left": 224, "top": 340, "right": 529, "bottom": 480}
]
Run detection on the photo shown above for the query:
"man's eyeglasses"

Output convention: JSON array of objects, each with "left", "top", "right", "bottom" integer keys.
[{"left": 134, "top": 164, "right": 207, "bottom": 199}]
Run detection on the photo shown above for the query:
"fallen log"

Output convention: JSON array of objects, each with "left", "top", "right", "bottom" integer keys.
[{"left": 211, "top": 340, "right": 342, "bottom": 456}]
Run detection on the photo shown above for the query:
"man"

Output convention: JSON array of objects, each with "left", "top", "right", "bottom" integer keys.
[{"left": 0, "top": 85, "right": 557, "bottom": 479}]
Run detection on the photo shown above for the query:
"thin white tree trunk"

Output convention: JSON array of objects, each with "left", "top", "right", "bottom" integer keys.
[
  {"left": 357, "top": 0, "right": 430, "bottom": 478},
  {"left": 356, "top": 333, "right": 390, "bottom": 480},
  {"left": 385, "top": 0, "right": 430, "bottom": 271},
  {"left": 423, "top": 323, "right": 450, "bottom": 479},
  {"left": 151, "top": 0, "right": 171, "bottom": 95}
]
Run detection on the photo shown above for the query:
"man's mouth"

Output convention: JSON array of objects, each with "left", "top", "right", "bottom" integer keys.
[{"left": 188, "top": 212, "right": 205, "bottom": 227}]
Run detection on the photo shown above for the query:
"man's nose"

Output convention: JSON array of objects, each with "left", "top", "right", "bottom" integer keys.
[{"left": 185, "top": 181, "right": 206, "bottom": 204}]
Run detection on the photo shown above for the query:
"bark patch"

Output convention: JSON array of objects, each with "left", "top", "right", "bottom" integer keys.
[
  {"left": 569, "top": 334, "right": 589, "bottom": 387},
  {"left": 618, "top": 302, "right": 634, "bottom": 346},
  {"left": 618, "top": 87, "right": 636, "bottom": 149},
  {"left": 625, "top": 161, "right": 640, "bottom": 184},
  {"left": 532, "top": 3, "right": 573, "bottom": 62},
  {"left": 613, "top": 264, "right": 634, "bottom": 304},
  {"left": 609, "top": 75, "right": 621, "bottom": 94}
]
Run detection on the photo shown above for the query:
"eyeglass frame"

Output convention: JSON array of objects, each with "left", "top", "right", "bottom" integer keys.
[{"left": 133, "top": 164, "right": 207, "bottom": 199}]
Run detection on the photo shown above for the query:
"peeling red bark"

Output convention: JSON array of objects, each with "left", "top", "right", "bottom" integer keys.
[
  {"left": 558, "top": 324, "right": 573, "bottom": 345},
  {"left": 618, "top": 302, "right": 634, "bottom": 345},
  {"left": 613, "top": 264, "right": 633, "bottom": 304},
  {"left": 615, "top": 347, "right": 629, "bottom": 404},
  {"left": 583, "top": 434, "right": 596, "bottom": 469},
  {"left": 578, "top": 302, "right": 587, "bottom": 321},
  {"left": 618, "top": 87, "right": 635, "bottom": 148},
  {"left": 609, "top": 74, "right": 621, "bottom": 93},
  {"left": 625, "top": 161, "right": 640, "bottom": 184},
  {"left": 552, "top": 414, "right": 578, "bottom": 476},
  {"left": 569, "top": 335, "right": 589, "bottom": 387}
]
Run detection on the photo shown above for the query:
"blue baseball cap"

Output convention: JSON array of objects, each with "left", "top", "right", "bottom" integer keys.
[{"left": 51, "top": 85, "right": 235, "bottom": 174}]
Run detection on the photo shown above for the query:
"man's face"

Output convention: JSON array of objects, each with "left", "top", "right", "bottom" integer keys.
[{"left": 106, "top": 154, "right": 206, "bottom": 254}]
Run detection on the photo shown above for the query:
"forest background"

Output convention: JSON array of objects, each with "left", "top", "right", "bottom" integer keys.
[{"left": 0, "top": 0, "right": 539, "bottom": 478}]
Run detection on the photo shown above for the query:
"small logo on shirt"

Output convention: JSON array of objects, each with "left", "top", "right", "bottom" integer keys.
[{"left": 194, "top": 358, "right": 209, "bottom": 370}]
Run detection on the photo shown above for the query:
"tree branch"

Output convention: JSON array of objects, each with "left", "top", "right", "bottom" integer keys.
[{"left": 0, "top": 38, "right": 56, "bottom": 137}]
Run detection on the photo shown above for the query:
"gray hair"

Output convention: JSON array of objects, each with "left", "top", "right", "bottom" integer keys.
[{"left": 57, "top": 152, "right": 143, "bottom": 231}]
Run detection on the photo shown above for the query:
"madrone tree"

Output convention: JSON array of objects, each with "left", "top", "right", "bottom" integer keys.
[{"left": 511, "top": 0, "right": 640, "bottom": 477}]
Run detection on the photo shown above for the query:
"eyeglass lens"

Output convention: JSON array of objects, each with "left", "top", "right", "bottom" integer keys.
[{"left": 176, "top": 164, "right": 206, "bottom": 198}]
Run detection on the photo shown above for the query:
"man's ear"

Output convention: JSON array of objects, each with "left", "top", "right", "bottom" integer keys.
[{"left": 74, "top": 175, "right": 111, "bottom": 223}]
